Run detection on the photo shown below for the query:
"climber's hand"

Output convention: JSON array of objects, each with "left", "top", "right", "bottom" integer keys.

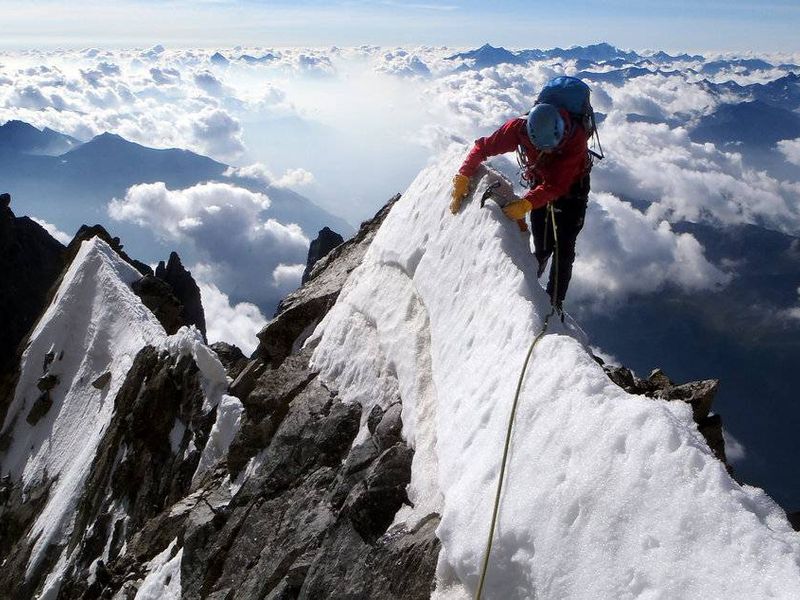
[
  {"left": 449, "top": 174, "right": 470, "bottom": 214},
  {"left": 502, "top": 198, "right": 533, "bottom": 221}
]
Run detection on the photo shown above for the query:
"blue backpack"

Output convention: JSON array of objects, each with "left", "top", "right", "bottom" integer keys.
[{"left": 535, "top": 76, "right": 604, "bottom": 160}]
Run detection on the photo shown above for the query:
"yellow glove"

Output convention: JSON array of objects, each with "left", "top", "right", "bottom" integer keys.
[
  {"left": 449, "top": 173, "right": 470, "bottom": 214},
  {"left": 502, "top": 198, "right": 533, "bottom": 221}
]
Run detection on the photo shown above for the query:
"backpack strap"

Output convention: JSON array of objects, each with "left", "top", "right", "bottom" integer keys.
[{"left": 588, "top": 110, "right": 604, "bottom": 161}]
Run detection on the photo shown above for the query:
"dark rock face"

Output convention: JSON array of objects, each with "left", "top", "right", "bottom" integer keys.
[
  {"left": 132, "top": 274, "right": 184, "bottom": 335},
  {"left": 256, "top": 197, "right": 400, "bottom": 367},
  {"left": 156, "top": 252, "right": 207, "bottom": 339},
  {"left": 1, "top": 192, "right": 441, "bottom": 599},
  {"left": 302, "top": 226, "right": 344, "bottom": 283},
  {"left": 603, "top": 363, "right": 728, "bottom": 467},
  {"left": 24, "top": 391, "right": 53, "bottom": 425},
  {"left": 0, "top": 195, "right": 65, "bottom": 423},
  {"left": 129, "top": 252, "right": 207, "bottom": 337},
  {"left": 180, "top": 360, "right": 436, "bottom": 600},
  {"left": 175, "top": 193, "right": 440, "bottom": 599},
  {"left": 0, "top": 344, "right": 217, "bottom": 600},
  {"left": 299, "top": 514, "right": 440, "bottom": 600},
  {"left": 209, "top": 342, "right": 248, "bottom": 382},
  {"left": 58, "top": 346, "right": 215, "bottom": 598}
]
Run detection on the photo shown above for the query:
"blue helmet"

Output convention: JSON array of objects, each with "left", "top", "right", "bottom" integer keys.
[{"left": 526, "top": 103, "right": 565, "bottom": 150}]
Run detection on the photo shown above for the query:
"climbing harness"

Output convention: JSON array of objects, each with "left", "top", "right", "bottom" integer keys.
[{"left": 474, "top": 202, "right": 560, "bottom": 600}]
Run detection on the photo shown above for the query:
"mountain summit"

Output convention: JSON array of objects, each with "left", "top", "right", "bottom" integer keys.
[
  {"left": 1, "top": 149, "right": 799, "bottom": 598},
  {"left": 0, "top": 120, "right": 80, "bottom": 156}
]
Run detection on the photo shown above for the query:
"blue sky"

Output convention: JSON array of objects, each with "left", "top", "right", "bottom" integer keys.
[{"left": 2, "top": 0, "right": 799, "bottom": 52}]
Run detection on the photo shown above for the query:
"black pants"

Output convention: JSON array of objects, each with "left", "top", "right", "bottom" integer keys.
[{"left": 530, "top": 173, "right": 589, "bottom": 308}]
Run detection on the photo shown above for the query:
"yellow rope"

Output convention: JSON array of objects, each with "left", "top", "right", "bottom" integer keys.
[{"left": 474, "top": 202, "right": 559, "bottom": 600}]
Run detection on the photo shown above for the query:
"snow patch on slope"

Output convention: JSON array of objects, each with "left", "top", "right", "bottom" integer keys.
[
  {"left": 134, "top": 537, "right": 183, "bottom": 600},
  {"left": 310, "top": 148, "right": 800, "bottom": 599},
  {"left": 158, "top": 325, "right": 244, "bottom": 484},
  {"left": 0, "top": 237, "right": 166, "bottom": 578}
]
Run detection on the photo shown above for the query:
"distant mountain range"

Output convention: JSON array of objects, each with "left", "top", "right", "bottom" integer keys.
[
  {"left": 0, "top": 119, "right": 81, "bottom": 156},
  {"left": 0, "top": 120, "right": 353, "bottom": 263},
  {"left": 691, "top": 100, "right": 800, "bottom": 147},
  {"left": 446, "top": 42, "right": 701, "bottom": 69},
  {"left": 700, "top": 73, "right": 800, "bottom": 112},
  {"left": 446, "top": 43, "right": 799, "bottom": 85}
]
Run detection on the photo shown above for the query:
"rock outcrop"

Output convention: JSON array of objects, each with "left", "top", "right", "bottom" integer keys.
[
  {"left": 0, "top": 344, "right": 215, "bottom": 599},
  {"left": 0, "top": 195, "right": 66, "bottom": 428},
  {"left": 302, "top": 226, "right": 344, "bottom": 283},
  {"left": 601, "top": 362, "right": 728, "bottom": 468},
  {"left": 0, "top": 194, "right": 65, "bottom": 379},
  {"left": 65, "top": 227, "right": 207, "bottom": 338},
  {"left": 156, "top": 252, "right": 207, "bottom": 339},
  {"left": 255, "top": 196, "right": 399, "bottom": 367}
]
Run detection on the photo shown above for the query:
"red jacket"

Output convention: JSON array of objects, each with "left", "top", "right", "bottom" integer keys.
[{"left": 458, "top": 111, "right": 589, "bottom": 211}]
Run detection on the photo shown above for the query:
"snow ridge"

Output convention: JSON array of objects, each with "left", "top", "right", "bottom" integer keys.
[
  {"left": 0, "top": 238, "right": 166, "bottom": 581},
  {"left": 310, "top": 148, "right": 800, "bottom": 599},
  {"left": 0, "top": 238, "right": 241, "bottom": 595}
]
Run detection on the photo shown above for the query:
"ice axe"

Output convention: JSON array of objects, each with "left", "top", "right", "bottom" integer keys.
[
  {"left": 478, "top": 176, "right": 529, "bottom": 233},
  {"left": 479, "top": 181, "right": 502, "bottom": 208}
]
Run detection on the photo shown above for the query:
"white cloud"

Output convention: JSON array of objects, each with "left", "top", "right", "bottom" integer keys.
[
  {"left": 150, "top": 66, "right": 181, "bottom": 85},
  {"left": 777, "top": 138, "right": 800, "bottom": 167},
  {"left": 193, "top": 70, "right": 226, "bottom": 97},
  {"left": 223, "top": 163, "right": 272, "bottom": 185},
  {"left": 31, "top": 217, "right": 71, "bottom": 244},
  {"left": 0, "top": 52, "right": 251, "bottom": 163},
  {"left": 780, "top": 287, "right": 800, "bottom": 322},
  {"left": 570, "top": 192, "right": 730, "bottom": 309},
  {"left": 592, "top": 113, "right": 800, "bottom": 234},
  {"left": 598, "top": 74, "right": 718, "bottom": 119},
  {"left": 108, "top": 181, "right": 270, "bottom": 235},
  {"left": 190, "top": 108, "right": 244, "bottom": 160},
  {"left": 198, "top": 280, "right": 266, "bottom": 355},
  {"left": 108, "top": 181, "right": 309, "bottom": 308},
  {"left": 272, "top": 167, "right": 315, "bottom": 188},
  {"left": 271, "top": 263, "right": 305, "bottom": 296},
  {"left": 374, "top": 49, "right": 431, "bottom": 78},
  {"left": 223, "top": 163, "right": 314, "bottom": 188}
]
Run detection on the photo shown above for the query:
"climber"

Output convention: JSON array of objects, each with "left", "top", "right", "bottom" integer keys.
[{"left": 449, "top": 77, "right": 597, "bottom": 315}]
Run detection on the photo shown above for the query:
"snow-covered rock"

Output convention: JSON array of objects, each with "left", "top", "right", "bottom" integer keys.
[
  {"left": 2, "top": 147, "right": 798, "bottom": 600},
  {"left": 310, "top": 147, "right": 800, "bottom": 599},
  {"left": 0, "top": 237, "right": 166, "bottom": 585},
  {"left": 0, "top": 238, "right": 242, "bottom": 598}
]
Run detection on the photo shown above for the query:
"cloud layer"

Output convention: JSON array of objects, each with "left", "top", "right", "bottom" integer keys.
[
  {"left": 199, "top": 282, "right": 266, "bottom": 356},
  {"left": 108, "top": 181, "right": 309, "bottom": 308},
  {"left": 3, "top": 44, "right": 799, "bottom": 326},
  {"left": 570, "top": 192, "right": 731, "bottom": 308}
]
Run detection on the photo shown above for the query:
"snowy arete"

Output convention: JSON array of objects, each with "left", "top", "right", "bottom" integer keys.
[
  {"left": 309, "top": 148, "right": 800, "bottom": 599},
  {"left": 0, "top": 237, "right": 241, "bottom": 599},
  {"left": 2, "top": 150, "right": 800, "bottom": 599}
]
